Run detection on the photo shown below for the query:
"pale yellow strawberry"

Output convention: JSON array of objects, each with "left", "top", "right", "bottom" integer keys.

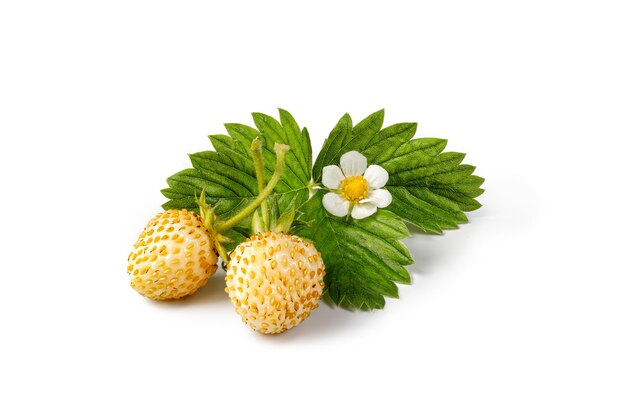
[
  {"left": 225, "top": 232, "right": 325, "bottom": 334},
  {"left": 128, "top": 209, "right": 218, "bottom": 300}
]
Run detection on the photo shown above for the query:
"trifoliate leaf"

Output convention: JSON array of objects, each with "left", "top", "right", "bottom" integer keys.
[
  {"left": 313, "top": 110, "right": 484, "bottom": 233},
  {"left": 295, "top": 192, "right": 413, "bottom": 310},
  {"left": 161, "top": 109, "right": 312, "bottom": 229}
]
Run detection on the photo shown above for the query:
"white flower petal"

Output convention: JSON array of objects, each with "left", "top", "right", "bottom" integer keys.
[
  {"left": 351, "top": 202, "right": 378, "bottom": 219},
  {"left": 322, "top": 192, "right": 350, "bottom": 217},
  {"left": 340, "top": 151, "right": 367, "bottom": 177},
  {"left": 364, "top": 164, "right": 389, "bottom": 189},
  {"left": 321, "top": 165, "right": 345, "bottom": 189},
  {"left": 364, "top": 188, "right": 392, "bottom": 208}
]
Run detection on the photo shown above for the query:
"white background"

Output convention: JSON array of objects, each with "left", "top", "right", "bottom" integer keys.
[{"left": 1, "top": 1, "right": 624, "bottom": 416}]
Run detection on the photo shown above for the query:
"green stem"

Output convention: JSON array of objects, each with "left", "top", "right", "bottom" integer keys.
[
  {"left": 250, "top": 138, "right": 270, "bottom": 230},
  {"left": 215, "top": 143, "right": 290, "bottom": 234},
  {"left": 215, "top": 240, "right": 230, "bottom": 265}
]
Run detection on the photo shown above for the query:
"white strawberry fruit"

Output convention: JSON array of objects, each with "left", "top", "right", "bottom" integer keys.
[
  {"left": 225, "top": 232, "right": 326, "bottom": 334},
  {"left": 128, "top": 209, "right": 218, "bottom": 300}
]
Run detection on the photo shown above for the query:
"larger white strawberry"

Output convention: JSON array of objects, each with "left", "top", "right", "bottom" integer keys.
[
  {"left": 225, "top": 232, "right": 325, "bottom": 334},
  {"left": 128, "top": 209, "right": 218, "bottom": 300}
]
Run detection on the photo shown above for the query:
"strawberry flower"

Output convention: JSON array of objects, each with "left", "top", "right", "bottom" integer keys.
[{"left": 321, "top": 151, "right": 392, "bottom": 219}]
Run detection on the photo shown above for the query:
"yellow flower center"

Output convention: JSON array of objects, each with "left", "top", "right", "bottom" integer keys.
[{"left": 341, "top": 176, "right": 369, "bottom": 202}]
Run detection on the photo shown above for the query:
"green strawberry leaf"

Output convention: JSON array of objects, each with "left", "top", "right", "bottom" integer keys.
[
  {"left": 382, "top": 139, "right": 484, "bottom": 232},
  {"left": 161, "top": 109, "right": 312, "bottom": 230},
  {"left": 313, "top": 110, "right": 484, "bottom": 233},
  {"left": 295, "top": 192, "right": 413, "bottom": 310},
  {"left": 221, "top": 227, "right": 249, "bottom": 252}
]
